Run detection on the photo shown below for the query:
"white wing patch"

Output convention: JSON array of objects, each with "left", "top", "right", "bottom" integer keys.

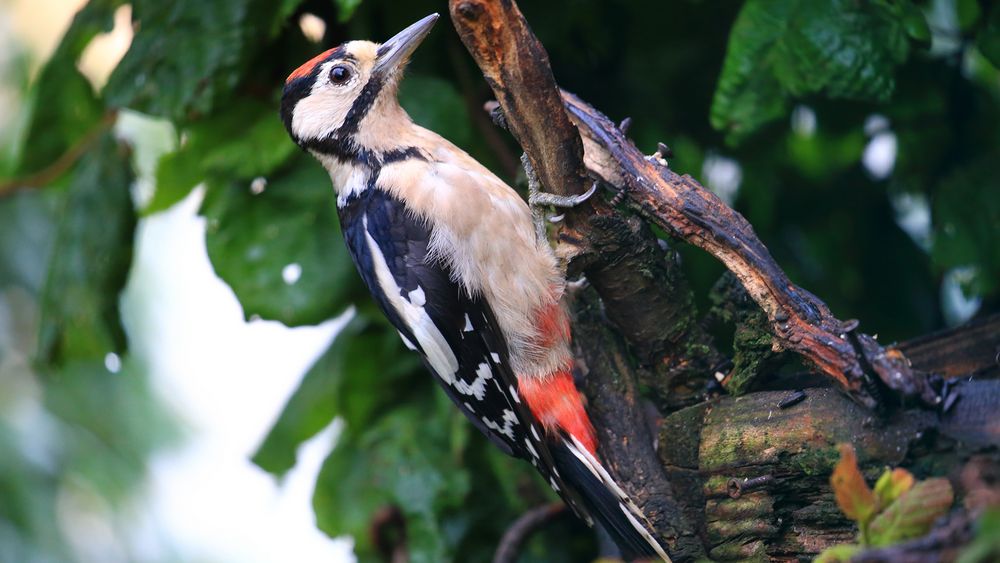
[
  {"left": 491, "top": 352, "right": 501, "bottom": 363},
  {"left": 364, "top": 215, "right": 459, "bottom": 382},
  {"left": 408, "top": 286, "right": 426, "bottom": 306},
  {"left": 482, "top": 409, "right": 518, "bottom": 440},
  {"left": 463, "top": 314, "right": 473, "bottom": 332}
]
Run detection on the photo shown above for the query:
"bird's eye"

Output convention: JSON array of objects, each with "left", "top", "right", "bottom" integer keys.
[{"left": 330, "top": 65, "right": 351, "bottom": 84}]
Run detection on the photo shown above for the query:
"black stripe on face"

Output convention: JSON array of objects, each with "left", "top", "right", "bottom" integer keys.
[{"left": 335, "top": 72, "right": 386, "bottom": 138}]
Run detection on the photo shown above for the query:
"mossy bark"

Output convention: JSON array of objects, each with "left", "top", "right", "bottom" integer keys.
[{"left": 658, "top": 387, "right": 998, "bottom": 560}]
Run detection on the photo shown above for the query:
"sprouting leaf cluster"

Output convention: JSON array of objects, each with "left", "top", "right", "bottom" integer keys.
[{"left": 818, "top": 443, "right": 954, "bottom": 561}]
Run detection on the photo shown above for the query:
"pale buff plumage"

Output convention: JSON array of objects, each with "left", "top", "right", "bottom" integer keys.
[{"left": 291, "top": 40, "right": 571, "bottom": 379}]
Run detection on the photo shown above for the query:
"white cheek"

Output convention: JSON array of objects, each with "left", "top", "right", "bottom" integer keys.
[{"left": 291, "top": 92, "right": 354, "bottom": 141}]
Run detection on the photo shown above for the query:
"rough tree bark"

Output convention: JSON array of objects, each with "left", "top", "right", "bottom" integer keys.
[{"left": 448, "top": 1, "right": 1000, "bottom": 561}]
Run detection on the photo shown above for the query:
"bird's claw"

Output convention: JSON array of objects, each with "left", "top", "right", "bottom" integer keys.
[{"left": 528, "top": 181, "right": 598, "bottom": 209}]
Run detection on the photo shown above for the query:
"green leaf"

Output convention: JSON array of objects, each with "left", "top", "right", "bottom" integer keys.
[
  {"left": 146, "top": 100, "right": 297, "bottom": 214},
  {"left": 931, "top": 153, "right": 1000, "bottom": 296},
  {"left": 314, "top": 394, "right": 470, "bottom": 562},
  {"left": 104, "top": 0, "right": 287, "bottom": 120},
  {"left": 0, "top": 191, "right": 59, "bottom": 294},
  {"left": 200, "top": 156, "right": 360, "bottom": 326},
  {"left": 901, "top": 1, "right": 931, "bottom": 44},
  {"left": 399, "top": 74, "right": 473, "bottom": 149},
  {"left": 814, "top": 543, "right": 862, "bottom": 563},
  {"left": 253, "top": 313, "right": 421, "bottom": 476},
  {"left": 867, "top": 478, "right": 953, "bottom": 547},
  {"left": 711, "top": 0, "right": 910, "bottom": 142},
  {"left": 873, "top": 467, "right": 915, "bottom": 509},
  {"left": 17, "top": 0, "right": 123, "bottom": 174},
  {"left": 976, "top": 7, "right": 1000, "bottom": 69},
  {"left": 335, "top": 0, "right": 364, "bottom": 23},
  {"left": 36, "top": 134, "right": 136, "bottom": 367},
  {"left": 958, "top": 508, "right": 1000, "bottom": 563},
  {"left": 43, "top": 358, "right": 174, "bottom": 502},
  {"left": 957, "top": 0, "right": 981, "bottom": 31}
]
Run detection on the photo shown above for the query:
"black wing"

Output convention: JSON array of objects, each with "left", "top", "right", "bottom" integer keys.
[{"left": 338, "top": 186, "right": 568, "bottom": 488}]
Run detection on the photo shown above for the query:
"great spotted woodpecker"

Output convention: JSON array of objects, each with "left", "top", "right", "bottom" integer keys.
[{"left": 280, "top": 14, "right": 669, "bottom": 562}]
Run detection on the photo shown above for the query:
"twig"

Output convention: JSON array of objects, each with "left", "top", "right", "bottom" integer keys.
[
  {"left": 898, "top": 312, "right": 1000, "bottom": 379},
  {"left": 0, "top": 110, "right": 118, "bottom": 197},
  {"left": 851, "top": 510, "right": 975, "bottom": 563},
  {"left": 492, "top": 502, "right": 566, "bottom": 563},
  {"left": 370, "top": 505, "right": 408, "bottom": 563},
  {"left": 449, "top": 0, "right": 588, "bottom": 212}
]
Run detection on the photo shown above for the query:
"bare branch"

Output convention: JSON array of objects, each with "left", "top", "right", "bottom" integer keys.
[
  {"left": 0, "top": 111, "right": 118, "bottom": 198},
  {"left": 492, "top": 502, "right": 566, "bottom": 563},
  {"left": 561, "top": 93, "right": 939, "bottom": 409}
]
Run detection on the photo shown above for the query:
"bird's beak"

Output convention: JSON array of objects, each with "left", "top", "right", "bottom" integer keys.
[{"left": 374, "top": 13, "right": 439, "bottom": 76}]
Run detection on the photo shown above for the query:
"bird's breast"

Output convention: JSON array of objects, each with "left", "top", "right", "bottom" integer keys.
[{"left": 376, "top": 157, "right": 571, "bottom": 378}]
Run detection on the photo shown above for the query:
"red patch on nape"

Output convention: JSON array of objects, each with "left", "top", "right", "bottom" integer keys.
[
  {"left": 519, "top": 368, "right": 597, "bottom": 455},
  {"left": 286, "top": 48, "right": 337, "bottom": 83}
]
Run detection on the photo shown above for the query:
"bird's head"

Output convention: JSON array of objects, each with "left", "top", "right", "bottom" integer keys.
[{"left": 280, "top": 13, "right": 438, "bottom": 155}]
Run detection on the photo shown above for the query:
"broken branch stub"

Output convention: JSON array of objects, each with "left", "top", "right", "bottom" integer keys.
[{"left": 449, "top": 0, "right": 588, "bottom": 207}]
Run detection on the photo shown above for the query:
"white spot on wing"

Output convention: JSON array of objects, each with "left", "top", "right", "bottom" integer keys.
[
  {"left": 463, "top": 402, "right": 475, "bottom": 413},
  {"left": 491, "top": 352, "right": 501, "bottom": 363},
  {"left": 524, "top": 438, "right": 539, "bottom": 459},
  {"left": 454, "top": 362, "right": 492, "bottom": 400},
  {"left": 509, "top": 385, "right": 521, "bottom": 404},
  {"left": 463, "top": 314, "right": 473, "bottom": 332},
  {"left": 549, "top": 477, "right": 560, "bottom": 492},
  {"left": 482, "top": 409, "right": 518, "bottom": 440},
  {"left": 408, "top": 286, "right": 426, "bottom": 306},
  {"left": 530, "top": 425, "right": 541, "bottom": 442}
]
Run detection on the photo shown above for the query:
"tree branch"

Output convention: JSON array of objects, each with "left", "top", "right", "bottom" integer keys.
[
  {"left": 561, "top": 93, "right": 939, "bottom": 410},
  {"left": 572, "top": 288, "right": 707, "bottom": 560},
  {"left": 0, "top": 111, "right": 118, "bottom": 198},
  {"left": 448, "top": 0, "right": 587, "bottom": 205},
  {"left": 492, "top": 502, "right": 566, "bottom": 563}
]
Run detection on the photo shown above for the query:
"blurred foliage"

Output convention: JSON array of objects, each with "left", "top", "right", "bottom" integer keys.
[
  {"left": 1, "top": 0, "right": 998, "bottom": 561},
  {"left": 818, "top": 444, "right": 954, "bottom": 561},
  {"left": 711, "top": 0, "right": 913, "bottom": 142}
]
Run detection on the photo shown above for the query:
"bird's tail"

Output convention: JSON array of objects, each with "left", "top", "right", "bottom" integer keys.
[{"left": 551, "top": 435, "right": 671, "bottom": 562}]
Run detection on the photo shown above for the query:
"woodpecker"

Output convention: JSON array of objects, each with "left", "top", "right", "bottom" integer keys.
[{"left": 280, "top": 14, "right": 669, "bottom": 562}]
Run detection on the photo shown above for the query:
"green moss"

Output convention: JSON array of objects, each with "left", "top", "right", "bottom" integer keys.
[
  {"left": 793, "top": 443, "right": 841, "bottom": 476},
  {"left": 709, "top": 539, "right": 769, "bottom": 562}
]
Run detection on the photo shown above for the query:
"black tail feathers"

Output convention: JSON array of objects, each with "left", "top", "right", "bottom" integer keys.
[{"left": 550, "top": 436, "right": 670, "bottom": 562}]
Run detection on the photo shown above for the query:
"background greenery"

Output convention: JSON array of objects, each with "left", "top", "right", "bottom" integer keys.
[{"left": 1, "top": 0, "right": 998, "bottom": 561}]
